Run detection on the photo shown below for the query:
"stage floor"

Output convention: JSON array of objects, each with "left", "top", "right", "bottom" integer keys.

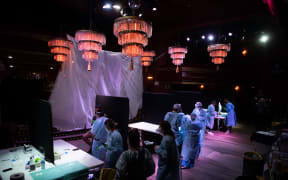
[{"left": 69, "top": 123, "right": 263, "bottom": 180}]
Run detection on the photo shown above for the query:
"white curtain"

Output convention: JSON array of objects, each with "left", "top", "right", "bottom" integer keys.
[{"left": 49, "top": 35, "right": 143, "bottom": 130}]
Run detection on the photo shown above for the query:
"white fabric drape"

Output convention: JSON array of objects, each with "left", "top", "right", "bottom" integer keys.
[{"left": 49, "top": 35, "right": 143, "bottom": 130}]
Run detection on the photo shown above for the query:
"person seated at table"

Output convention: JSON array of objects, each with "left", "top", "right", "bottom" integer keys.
[
  {"left": 82, "top": 109, "right": 108, "bottom": 161},
  {"left": 206, "top": 100, "right": 217, "bottom": 135},
  {"left": 191, "top": 102, "right": 207, "bottom": 158},
  {"left": 155, "top": 121, "right": 180, "bottom": 180},
  {"left": 224, "top": 98, "right": 237, "bottom": 134},
  {"left": 164, "top": 103, "right": 185, "bottom": 152},
  {"left": 181, "top": 114, "right": 202, "bottom": 169},
  {"left": 115, "top": 129, "right": 155, "bottom": 180},
  {"left": 104, "top": 119, "right": 124, "bottom": 168}
]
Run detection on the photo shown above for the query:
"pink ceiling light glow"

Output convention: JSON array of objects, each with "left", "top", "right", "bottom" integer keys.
[
  {"left": 114, "top": 16, "right": 152, "bottom": 70},
  {"left": 75, "top": 30, "right": 106, "bottom": 71},
  {"left": 207, "top": 44, "right": 231, "bottom": 65},
  {"left": 141, "top": 51, "right": 155, "bottom": 67},
  {"left": 48, "top": 38, "right": 73, "bottom": 62},
  {"left": 168, "top": 46, "right": 188, "bottom": 73}
]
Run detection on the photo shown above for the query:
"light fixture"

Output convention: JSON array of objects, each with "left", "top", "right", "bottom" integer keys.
[
  {"left": 201, "top": 35, "right": 206, "bottom": 40},
  {"left": 235, "top": 85, "right": 240, "bottom": 91},
  {"left": 8, "top": 55, "right": 13, "bottom": 59},
  {"left": 138, "top": 13, "right": 142, "bottom": 17},
  {"left": 168, "top": 46, "right": 188, "bottom": 73},
  {"left": 112, "top": 4, "right": 121, "bottom": 10},
  {"left": 141, "top": 51, "right": 155, "bottom": 67},
  {"left": 103, "top": 3, "right": 112, "bottom": 9},
  {"left": 48, "top": 38, "right": 73, "bottom": 62},
  {"left": 228, "top": 32, "right": 233, "bottom": 36},
  {"left": 207, "top": 44, "right": 231, "bottom": 65},
  {"left": 152, "top": 7, "right": 157, "bottom": 11},
  {"left": 9, "top": 65, "right": 14, "bottom": 68},
  {"left": 208, "top": 35, "right": 214, "bottom": 41},
  {"left": 147, "top": 76, "right": 153, "bottom": 80},
  {"left": 259, "top": 35, "right": 269, "bottom": 43},
  {"left": 50, "top": 67, "right": 54, "bottom": 70},
  {"left": 186, "top": 37, "right": 190, "bottom": 42},
  {"left": 200, "top": 84, "right": 205, "bottom": 89},
  {"left": 242, "top": 49, "right": 248, "bottom": 56},
  {"left": 75, "top": 30, "right": 106, "bottom": 71},
  {"left": 113, "top": 16, "right": 152, "bottom": 70}
]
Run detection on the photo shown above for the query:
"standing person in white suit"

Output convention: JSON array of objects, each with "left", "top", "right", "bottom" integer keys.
[{"left": 207, "top": 100, "right": 217, "bottom": 135}]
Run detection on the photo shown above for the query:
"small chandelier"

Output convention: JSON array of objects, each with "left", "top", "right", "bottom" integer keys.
[
  {"left": 75, "top": 30, "right": 106, "bottom": 71},
  {"left": 48, "top": 38, "right": 73, "bottom": 62},
  {"left": 168, "top": 46, "right": 188, "bottom": 73},
  {"left": 141, "top": 51, "right": 155, "bottom": 67},
  {"left": 113, "top": 16, "right": 152, "bottom": 70},
  {"left": 207, "top": 44, "right": 231, "bottom": 65}
]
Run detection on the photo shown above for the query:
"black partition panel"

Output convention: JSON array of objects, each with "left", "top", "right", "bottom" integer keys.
[{"left": 96, "top": 95, "right": 129, "bottom": 150}]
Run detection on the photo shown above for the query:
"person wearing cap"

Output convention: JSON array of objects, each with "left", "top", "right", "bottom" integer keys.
[
  {"left": 224, "top": 98, "right": 237, "bottom": 134},
  {"left": 164, "top": 104, "right": 185, "bottom": 152},
  {"left": 191, "top": 102, "right": 207, "bottom": 158},
  {"left": 206, "top": 100, "right": 217, "bottom": 135},
  {"left": 82, "top": 108, "right": 108, "bottom": 161}
]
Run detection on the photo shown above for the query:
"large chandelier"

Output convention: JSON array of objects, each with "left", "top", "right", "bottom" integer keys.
[
  {"left": 141, "top": 51, "right": 155, "bottom": 67},
  {"left": 207, "top": 44, "right": 231, "bottom": 65},
  {"left": 75, "top": 30, "right": 106, "bottom": 71},
  {"left": 48, "top": 38, "right": 73, "bottom": 62},
  {"left": 113, "top": 16, "right": 152, "bottom": 70},
  {"left": 168, "top": 46, "right": 188, "bottom": 73}
]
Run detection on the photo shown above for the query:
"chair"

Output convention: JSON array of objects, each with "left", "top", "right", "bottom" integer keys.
[{"left": 99, "top": 168, "right": 116, "bottom": 180}]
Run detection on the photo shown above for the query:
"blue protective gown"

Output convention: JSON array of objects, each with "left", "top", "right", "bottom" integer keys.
[
  {"left": 181, "top": 117, "right": 202, "bottom": 168},
  {"left": 91, "top": 116, "right": 108, "bottom": 161},
  {"left": 206, "top": 104, "right": 216, "bottom": 129},
  {"left": 105, "top": 130, "right": 124, "bottom": 168},
  {"left": 191, "top": 108, "right": 207, "bottom": 157},
  {"left": 156, "top": 135, "right": 180, "bottom": 180},
  {"left": 164, "top": 112, "right": 184, "bottom": 146},
  {"left": 225, "top": 102, "right": 237, "bottom": 127}
]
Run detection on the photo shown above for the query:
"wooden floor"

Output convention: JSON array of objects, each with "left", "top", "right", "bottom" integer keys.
[{"left": 69, "top": 123, "right": 261, "bottom": 180}]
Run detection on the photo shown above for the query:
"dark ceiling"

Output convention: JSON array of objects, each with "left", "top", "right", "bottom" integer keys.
[{"left": 0, "top": 0, "right": 288, "bottom": 94}]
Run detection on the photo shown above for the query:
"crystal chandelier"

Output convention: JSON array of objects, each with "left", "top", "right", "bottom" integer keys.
[
  {"left": 48, "top": 38, "right": 73, "bottom": 62},
  {"left": 168, "top": 46, "right": 188, "bottom": 73},
  {"left": 75, "top": 30, "right": 106, "bottom": 71},
  {"left": 207, "top": 44, "right": 231, "bottom": 65},
  {"left": 141, "top": 51, "right": 155, "bottom": 67}
]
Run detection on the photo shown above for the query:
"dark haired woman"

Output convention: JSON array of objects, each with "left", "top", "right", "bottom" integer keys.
[
  {"left": 104, "top": 119, "right": 123, "bottom": 168},
  {"left": 155, "top": 121, "right": 180, "bottom": 180},
  {"left": 115, "top": 129, "right": 155, "bottom": 180}
]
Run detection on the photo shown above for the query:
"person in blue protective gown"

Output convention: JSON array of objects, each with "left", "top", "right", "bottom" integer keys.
[
  {"left": 82, "top": 110, "right": 108, "bottom": 161},
  {"left": 224, "top": 98, "right": 237, "bottom": 134},
  {"left": 115, "top": 129, "right": 155, "bottom": 180},
  {"left": 164, "top": 104, "right": 184, "bottom": 152},
  {"left": 206, "top": 100, "right": 217, "bottom": 135},
  {"left": 191, "top": 102, "right": 207, "bottom": 158},
  {"left": 181, "top": 114, "right": 202, "bottom": 169},
  {"left": 155, "top": 121, "right": 180, "bottom": 180},
  {"left": 103, "top": 119, "right": 123, "bottom": 168}
]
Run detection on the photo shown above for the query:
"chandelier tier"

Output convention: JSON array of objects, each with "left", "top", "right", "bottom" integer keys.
[
  {"left": 141, "top": 51, "right": 155, "bottom": 67},
  {"left": 114, "top": 16, "right": 152, "bottom": 70},
  {"left": 207, "top": 44, "right": 231, "bottom": 65},
  {"left": 75, "top": 30, "right": 106, "bottom": 71},
  {"left": 48, "top": 38, "right": 73, "bottom": 62},
  {"left": 168, "top": 46, "right": 188, "bottom": 73}
]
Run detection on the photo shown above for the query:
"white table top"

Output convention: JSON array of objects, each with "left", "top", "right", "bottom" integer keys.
[
  {"left": 128, "top": 122, "right": 160, "bottom": 134},
  {"left": 0, "top": 140, "right": 103, "bottom": 180}
]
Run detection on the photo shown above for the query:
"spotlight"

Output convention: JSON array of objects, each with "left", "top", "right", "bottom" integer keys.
[
  {"left": 186, "top": 37, "right": 190, "bottom": 42},
  {"left": 152, "top": 7, "right": 157, "bottom": 11},
  {"left": 138, "top": 13, "right": 142, "bottom": 17},
  {"left": 201, "top": 35, "right": 206, "bottom": 40},
  {"left": 208, "top": 35, "right": 214, "bottom": 41},
  {"left": 228, "top": 32, "right": 233, "bottom": 36},
  {"left": 50, "top": 67, "right": 54, "bottom": 70},
  {"left": 200, "top": 84, "right": 205, "bottom": 89},
  {"left": 242, "top": 49, "right": 248, "bottom": 56},
  {"left": 259, "top": 35, "right": 269, "bottom": 43},
  {"left": 234, "top": 85, "right": 240, "bottom": 91},
  {"left": 112, "top": 4, "right": 121, "bottom": 10},
  {"left": 147, "top": 76, "right": 153, "bottom": 80},
  {"left": 9, "top": 65, "right": 14, "bottom": 68},
  {"left": 103, "top": 3, "right": 112, "bottom": 9},
  {"left": 8, "top": 55, "right": 13, "bottom": 59}
]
